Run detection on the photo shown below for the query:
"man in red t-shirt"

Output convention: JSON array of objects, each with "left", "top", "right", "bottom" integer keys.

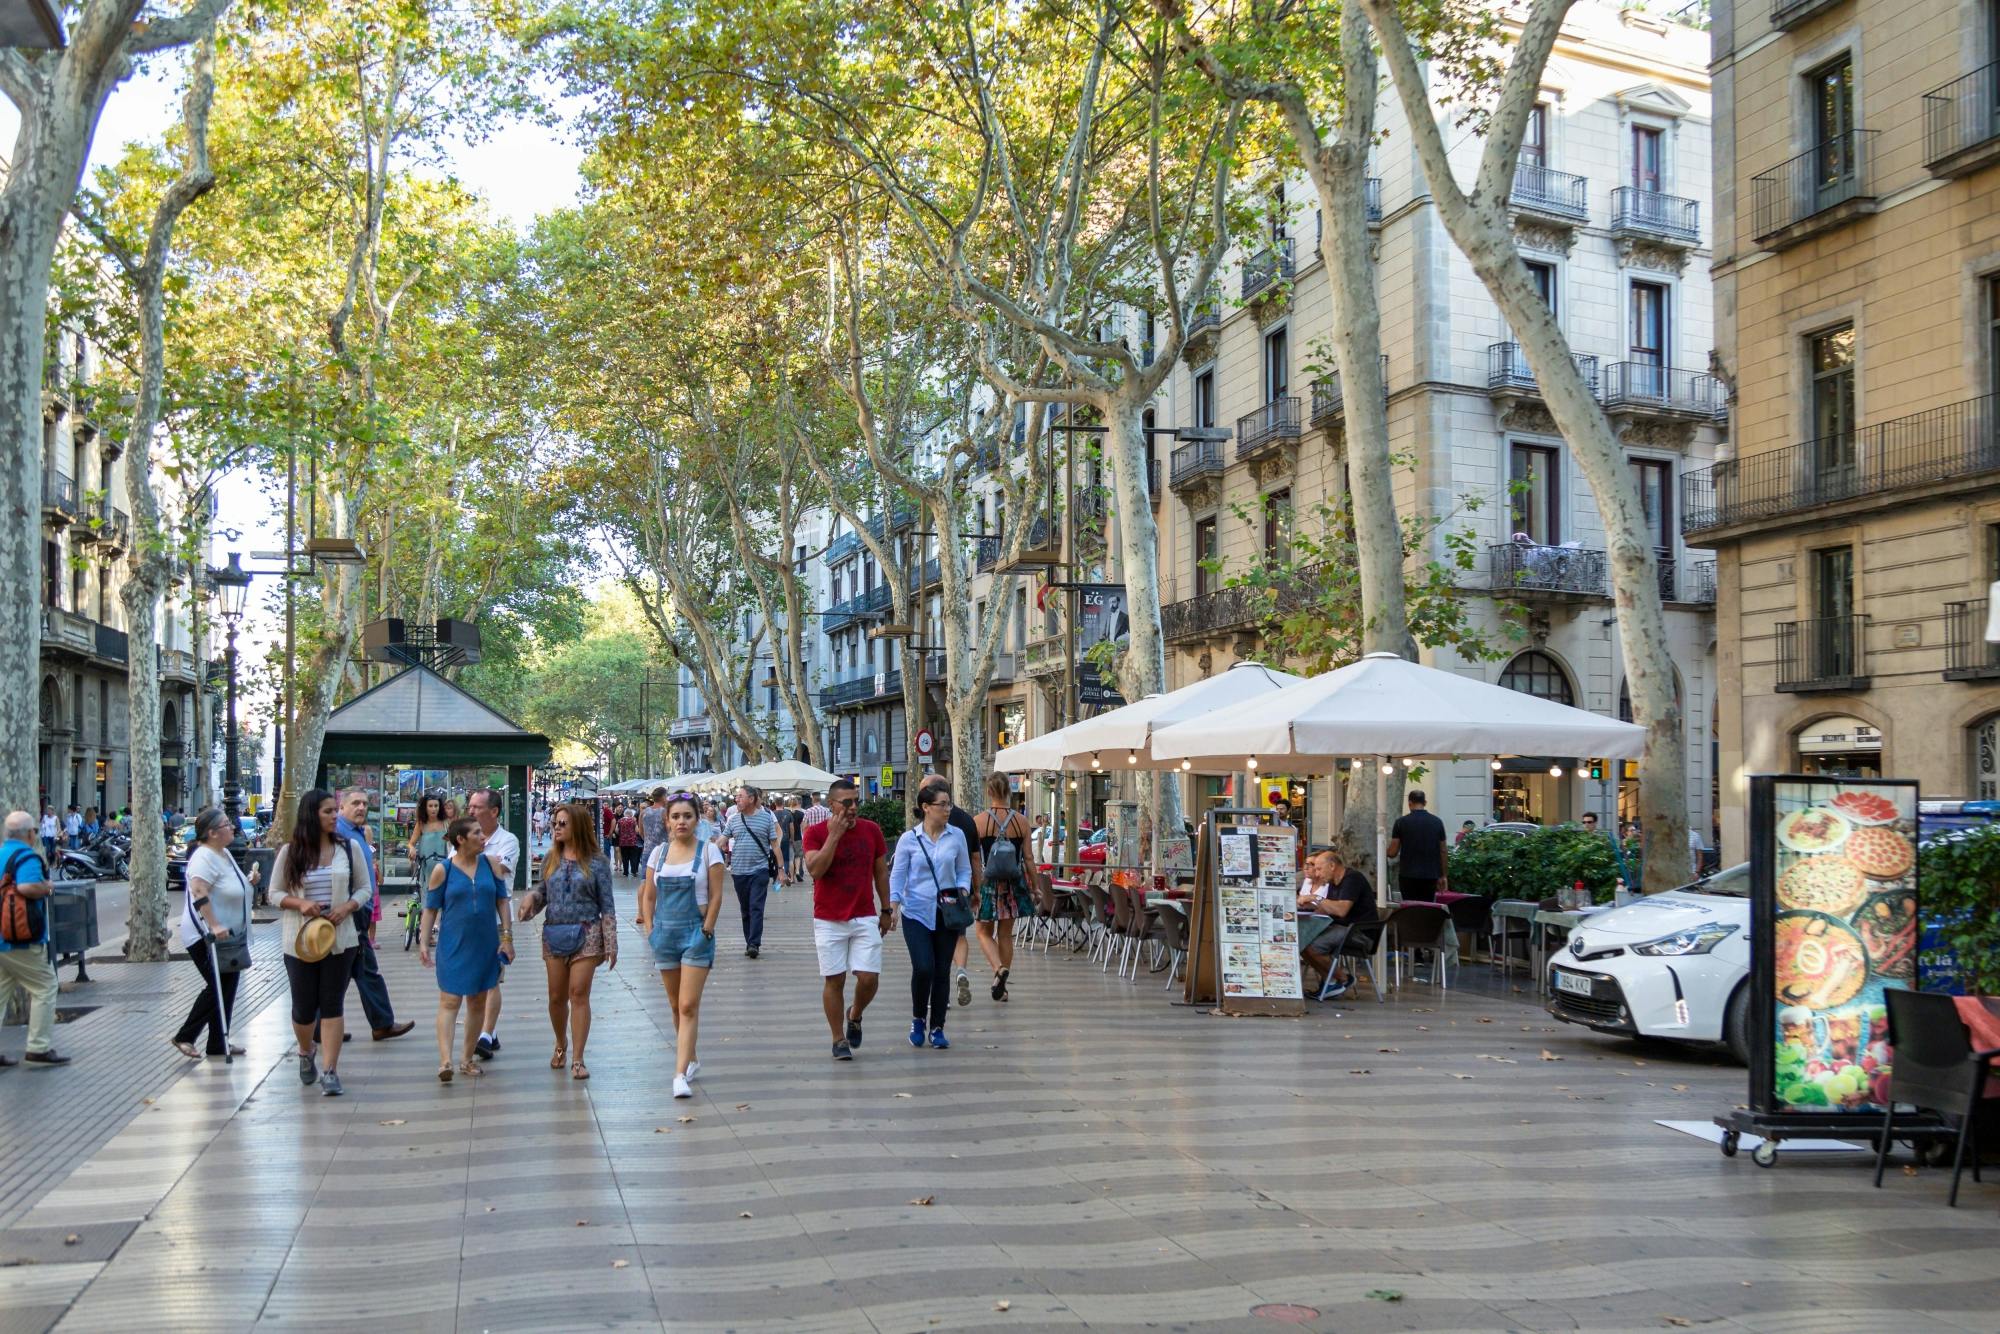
[{"left": 802, "top": 777, "right": 890, "bottom": 1061}]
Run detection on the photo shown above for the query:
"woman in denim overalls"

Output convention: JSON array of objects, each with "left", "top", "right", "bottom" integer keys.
[{"left": 639, "top": 793, "right": 726, "bottom": 1099}]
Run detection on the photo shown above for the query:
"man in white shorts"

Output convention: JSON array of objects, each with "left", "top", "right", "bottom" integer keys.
[{"left": 801, "top": 778, "right": 891, "bottom": 1061}]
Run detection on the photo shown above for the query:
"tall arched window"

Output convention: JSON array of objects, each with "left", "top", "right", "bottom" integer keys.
[
  {"left": 1973, "top": 715, "right": 2000, "bottom": 800},
  {"left": 1499, "top": 650, "right": 1574, "bottom": 706}
]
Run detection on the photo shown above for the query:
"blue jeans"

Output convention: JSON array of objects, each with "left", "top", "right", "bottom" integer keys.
[
  {"left": 733, "top": 869, "right": 770, "bottom": 950},
  {"left": 900, "top": 915, "right": 962, "bottom": 1030}
]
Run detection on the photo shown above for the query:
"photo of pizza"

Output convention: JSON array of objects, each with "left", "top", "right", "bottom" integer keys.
[
  {"left": 1777, "top": 807, "right": 1850, "bottom": 854},
  {"left": 1844, "top": 825, "right": 1914, "bottom": 881},
  {"left": 1774, "top": 912, "right": 1869, "bottom": 1010},
  {"left": 1777, "top": 855, "right": 1869, "bottom": 916},
  {"left": 1829, "top": 789, "right": 1900, "bottom": 827}
]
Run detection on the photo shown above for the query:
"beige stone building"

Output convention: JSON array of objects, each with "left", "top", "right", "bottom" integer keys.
[{"left": 1705, "top": 0, "right": 2000, "bottom": 859}]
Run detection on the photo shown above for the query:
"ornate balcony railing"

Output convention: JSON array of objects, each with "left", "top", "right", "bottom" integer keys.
[
  {"left": 1161, "top": 562, "right": 1332, "bottom": 645},
  {"left": 1923, "top": 62, "right": 2000, "bottom": 176},
  {"left": 1681, "top": 391, "right": 2000, "bottom": 535},
  {"left": 823, "top": 530, "right": 863, "bottom": 566},
  {"left": 1687, "top": 558, "right": 1717, "bottom": 605},
  {"left": 1609, "top": 187, "right": 1700, "bottom": 244},
  {"left": 668, "top": 714, "right": 712, "bottom": 739},
  {"left": 1235, "top": 397, "right": 1301, "bottom": 460},
  {"left": 1945, "top": 599, "right": 2000, "bottom": 679},
  {"left": 1241, "top": 238, "right": 1295, "bottom": 301},
  {"left": 42, "top": 472, "right": 81, "bottom": 521},
  {"left": 1598, "top": 362, "right": 1726, "bottom": 418},
  {"left": 1776, "top": 614, "right": 1869, "bottom": 692},
  {"left": 1169, "top": 437, "right": 1225, "bottom": 489},
  {"left": 818, "top": 677, "right": 878, "bottom": 710},
  {"left": 1310, "top": 355, "right": 1389, "bottom": 426},
  {"left": 1751, "top": 130, "right": 1877, "bottom": 244},
  {"left": 1489, "top": 542, "right": 1607, "bottom": 597},
  {"left": 1487, "top": 342, "right": 1600, "bottom": 397},
  {"left": 1364, "top": 176, "right": 1382, "bottom": 224},
  {"left": 1510, "top": 161, "right": 1589, "bottom": 223},
  {"left": 1187, "top": 288, "right": 1221, "bottom": 339}
]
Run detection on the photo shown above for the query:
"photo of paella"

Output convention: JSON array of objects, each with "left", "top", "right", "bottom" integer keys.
[{"left": 1774, "top": 910, "right": 1869, "bottom": 1011}]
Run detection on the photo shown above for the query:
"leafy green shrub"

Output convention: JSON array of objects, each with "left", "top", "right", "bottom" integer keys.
[
  {"left": 1918, "top": 823, "right": 2000, "bottom": 995},
  {"left": 859, "top": 796, "right": 905, "bottom": 842},
  {"left": 1447, "top": 825, "right": 1628, "bottom": 903}
]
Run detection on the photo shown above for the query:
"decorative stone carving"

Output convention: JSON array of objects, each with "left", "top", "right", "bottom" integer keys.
[
  {"left": 1614, "top": 416, "right": 1697, "bottom": 451},
  {"left": 1615, "top": 235, "right": 1688, "bottom": 273},
  {"left": 1511, "top": 215, "right": 1576, "bottom": 256},
  {"left": 1180, "top": 329, "right": 1218, "bottom": 370},
  {"left": 1499, "top": 400, "right": 1559, "bottom": 435},
  {"left": 1248, "top": 445, "right": 1295, "bottom": 487},
  {"left": 1250, "top": 287, "right": 1290, "bottom": 327},
  {"left": 1178, "top": 477, "right": 1221, "bottom": 512},
  {"left": 1197, "top": 650, "right": 1214, "bottom": 676}
]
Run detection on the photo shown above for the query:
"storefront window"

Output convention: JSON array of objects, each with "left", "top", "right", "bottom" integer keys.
[
  {"left": 1493, "top": 652, "right": 1576, "bottom": 823},
  {"left": 1792, "top": 714, "right": 1882, "bottom": 779}
]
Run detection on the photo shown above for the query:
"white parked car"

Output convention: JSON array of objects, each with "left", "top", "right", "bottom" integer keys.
[{"left": 1546, "top": 862, "right": 1753, "bottom": 1063}]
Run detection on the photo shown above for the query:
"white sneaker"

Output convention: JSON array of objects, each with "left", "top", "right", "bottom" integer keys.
[
  {"left": 684, "top": 1060, "right": 701, "bottom": 1082},
  {"left": 673, "top": 1074, "right": 693, "bottom": 1099}
]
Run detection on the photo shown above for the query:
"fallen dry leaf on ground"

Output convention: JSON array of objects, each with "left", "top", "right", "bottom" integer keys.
[
  {"left": 63, "top": 1233, "right": 79, "bottom": 1246},
  {"left": 739, "top": 1212, "right": 753, "bottom": 1219},
  {"left": 575, "top": 1220, "right": 589, "bottom": 1227},
  {"left": 894, "top": 1092, "right": 914, "bottom": 1099},
  {"left": 1663, "top": 1319, "right": 1693, "bottom": 1328},
  {"left": 1450, "top": 1073, "right": 1474, "bottom": 1080},
  {"left": 736, "top": 1103, "right": 751, "bottom": 1110},
  {"left": 994, "top": 1300, "right": 1012, "bottom": 1312},
  {"left": 1540, "top": 1050, "right": 1563, "bottom": 1061},
  {"left": 653, "top": 1127, "right": 670, "bottom": 1134},
  {"left": 908, "top": 1195, "right": 936, "bottom": 1206},
  {"left": 1377, "top": 1047, "right": 1400, "bottom": 1053},
  {"left": 1671, "top": 1084, "right": 1690, "bottom": 1092},
  {"left": 378, "top": 1119, "right": 406, "bottom": 1126},
  {"left": 1347, "top": 1068, "right": 1372, "bottom": 1075},
  {"left": 611, "top": 1259, "right": 629, "bottom": 1269},
  {"left": 677, "top": 1115, "right": 695, "bottom": 1123}
]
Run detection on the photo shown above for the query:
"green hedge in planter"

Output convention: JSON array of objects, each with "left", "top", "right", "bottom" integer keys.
[
  {"left": 858, "top": 796, "right": 906, "bottom": 842},
  {"left": 1918, "top": 823, "right": 2000, "bottom": 996},
  {"left": 1447, "top": 825, "right": 1629, "bottom": 904}
]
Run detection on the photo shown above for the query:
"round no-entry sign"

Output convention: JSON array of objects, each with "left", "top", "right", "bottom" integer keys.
[{"left": 915, "top": 729, "right": 935, "bottom": 759}]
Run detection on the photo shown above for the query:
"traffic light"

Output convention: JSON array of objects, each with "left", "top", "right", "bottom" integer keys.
[{"left": 1587, "top": 760, "right": 1605, "bottom": 781}]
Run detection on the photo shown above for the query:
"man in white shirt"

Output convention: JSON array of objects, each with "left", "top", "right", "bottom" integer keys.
[{"left": 469, "top": 789, "right": 520, "bottom": 1059}]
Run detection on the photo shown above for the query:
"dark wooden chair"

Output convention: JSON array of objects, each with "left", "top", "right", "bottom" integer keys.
[{"left": 1872, "top": 989, "right": 2000, "bottom": 1206}]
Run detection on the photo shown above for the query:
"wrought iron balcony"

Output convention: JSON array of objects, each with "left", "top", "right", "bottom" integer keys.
[
  {"left": 1751, "top": 130, "right": 1877, "bottom": 248},
  {"left": 1235, "top": 397, "right": 1301, "bottom": 462},
  {"left": 1945, "top": 598, "right": 2000, "bottom": 680},
  {"left": 1598, "top": 362, "right": 1726, "bottom": 419},
  {"left": 1510, "top": 161, "right": 1589, "bottom": 224},
  {"left": 94, "top": 622, "right": 128, "bottom": 666},
  {"left": 1609, "top": 187, "right": 1700, "bottom": 245},
  {"left": 1486, "top": 343, "right": 1599, "bottom": 398},
  {"left": 975, "top": 535, "right": 999, "bottom": 572},
  {"left": 1776, "top": 614, "right": 1869, "bottom": 693},
  {"left": 1187, "top": 287, "right": 1221, "bottom": 339},
  {"left": 823, "top": 530, "right": 862, "bottom": 567},
  {"left": 1686, "top": 558, "right": 1717, "bottom": 605},
  {"left": 1365, "top": 176, "right": 1382, "bottom": 224},
  {"left": 1489, "top": 542, "right": 1607, "bottom": 598},
  {"left": 668, "top": 714, "right": 712, "bottom": 739},
  {"left": 818, "top": 676, "right": 879, "bottom": 710},
  {"left": 1310, "top": 355, "right": 1389, "bottom": 427},
  {"left": 1923, "top": 62, "right": 2000, "bottom": 178},
  {"left": 1168, "top": 437, "right": 1225, "bottom": 491},
  {"left": 1241, "top": 238, "right": 1295, "bottom": 302},
  {"left": 1681, "top": 391, "right": 2000, "bottom": 535},
  {"left": 42, "top": 472, "right": 80, "bottom": 525},
  {"left": 1771, "top": 0, "right": 1843, "bottom": 31},
  {"left": 863, "top": 501, "right": 918, "bottom": 541},
  {"left": 1161, "top": 562, "right": 1331, "bottom": 645}
]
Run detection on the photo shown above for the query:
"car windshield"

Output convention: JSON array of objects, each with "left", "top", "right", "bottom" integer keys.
[{"left": 1685, "top": 861, "right": 1749, "bottom": 897}]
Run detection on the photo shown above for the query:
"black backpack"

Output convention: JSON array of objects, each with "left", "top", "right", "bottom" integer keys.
[{"left": 982, "top": 808, "right": 1023, "bottom": 885}]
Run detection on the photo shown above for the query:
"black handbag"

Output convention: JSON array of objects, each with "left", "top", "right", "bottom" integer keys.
[
  {"left": 204, "top": 857, "right": 254, "bottom": 973},
  {"left": 915, "top": 834, "right": 975, "bottom": 932}
]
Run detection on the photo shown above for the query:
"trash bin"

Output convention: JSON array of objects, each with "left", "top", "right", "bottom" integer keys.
[{"left": 45, "top": 878, "right": 100, "bottom": 981}]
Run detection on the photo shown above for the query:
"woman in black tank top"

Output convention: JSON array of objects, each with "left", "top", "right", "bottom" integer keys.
[{"left": 973, "top": 772, "right": 1030, "bottom": 1001}]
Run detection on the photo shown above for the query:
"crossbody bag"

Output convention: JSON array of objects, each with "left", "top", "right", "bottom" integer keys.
[
  {"left": 913, "top": 832, "right": 975, "bottom": 932},
  {"left": 736, "top": 815, "right": 780, "bottom": 875}
]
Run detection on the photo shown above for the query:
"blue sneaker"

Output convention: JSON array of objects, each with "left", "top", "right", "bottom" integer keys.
[
  {"left": 928, "top": 1028, "right": 950, "bottom": 1050},
  {"left": 908, "top": 1020, "right": 927, "bottom": 1048}
]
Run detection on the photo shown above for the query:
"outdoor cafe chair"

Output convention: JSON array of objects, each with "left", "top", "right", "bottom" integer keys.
[
  {"left": 1081, "top": 881, "right": 1114, "bottom": 962},
  {"left": 1315, "top": 920, "right": 1385, "bottom": 1003},
  {"left": 1152, "top": 900, "right": 1189, "bottom": 992},
  {"left": 1873, "top": 989, "right": 2000, "bottom": 1207},
  {"left": 1105, "top": 882, "right": 1143, "bottom": 976},
  {"left": 1447, "top": 895, "right": 1493, "bottom": 962},
  {"left": 1385, "top": 902, "right": 1453, "bottom": 991},
  {"left": 1490, "top": 899, "right": 1537, "bottom": 975}
]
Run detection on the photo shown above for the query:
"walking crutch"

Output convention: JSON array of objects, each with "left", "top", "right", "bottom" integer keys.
[{"left": 203, "top": 928, "right": 233, "bottom": 1065}]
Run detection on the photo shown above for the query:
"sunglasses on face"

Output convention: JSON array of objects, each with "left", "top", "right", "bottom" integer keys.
[{"left": 835, "top": 798, "right": 859, "bottom": 809}]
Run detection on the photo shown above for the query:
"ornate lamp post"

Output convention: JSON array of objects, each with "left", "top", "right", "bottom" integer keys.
[{"left": 206, "top": 552, "right": 253, "bottom": 845}]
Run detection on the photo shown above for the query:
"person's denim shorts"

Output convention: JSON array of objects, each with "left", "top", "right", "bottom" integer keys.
[{"left": 649, "top": 917, "right": 715, "bottom": 970}]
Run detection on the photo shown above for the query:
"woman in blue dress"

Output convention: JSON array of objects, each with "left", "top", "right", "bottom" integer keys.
[{"left": 420, "top": 815, "right": 515, "bottom": 1082}]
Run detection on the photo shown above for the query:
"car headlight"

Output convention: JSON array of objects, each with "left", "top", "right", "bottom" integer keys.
[{"left": 1631, "top": 924, "right": 1738, "bottom": 956}]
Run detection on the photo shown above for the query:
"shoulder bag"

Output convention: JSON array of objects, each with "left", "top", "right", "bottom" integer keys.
[
  {"left": 540, "top": 860, "right": 589, "bottom": 957},
  {"left": 206, "top": 853, "right": 255, "bottom": 973},
  {"left": 737, "top": 813, "right": 780, "bottom": 875},
  {"left": 914, "top": 832, "right": 975, "bottom": 932}
]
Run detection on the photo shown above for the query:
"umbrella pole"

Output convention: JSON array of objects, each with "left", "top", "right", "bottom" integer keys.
[{"left": 1375, "top": 754, "right": 1389, "bottom": 999}]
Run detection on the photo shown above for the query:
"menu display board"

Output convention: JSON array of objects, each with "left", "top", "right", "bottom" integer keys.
[
  {"left": 1215, "top": 824, "right": 1301, "bottom": 1003},
  {"left": 1751, "top": 775, "right": 1918, "bottom": 1116}
]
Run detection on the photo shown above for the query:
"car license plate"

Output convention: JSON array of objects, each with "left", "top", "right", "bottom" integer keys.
[{"left": 1554, "top": 970, "right": 1594, "bottom": 997}]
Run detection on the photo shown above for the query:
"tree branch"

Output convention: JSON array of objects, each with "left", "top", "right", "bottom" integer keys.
[
  {"left": 128, "top": 0, "right": 234, "bottom": 55},
  {"left": 1361, "top": 0, "right": 1473, "bottom": 217},
  {"left": 1472, "top": 0, "right": 1577, "bottom": 205}
]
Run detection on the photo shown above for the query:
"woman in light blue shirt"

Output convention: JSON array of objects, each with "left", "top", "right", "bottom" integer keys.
[{"left": 890, "top": 782, "right": 973, "bottom": 1049}]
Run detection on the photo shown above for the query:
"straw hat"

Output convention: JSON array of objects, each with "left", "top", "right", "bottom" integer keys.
[{"left": 295, "top": 914, "right": 337, "bottom": 963}]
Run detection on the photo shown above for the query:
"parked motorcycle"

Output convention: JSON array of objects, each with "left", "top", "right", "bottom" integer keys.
[{"left": 56, "top": 844, "right": 115, "bottom": 882}]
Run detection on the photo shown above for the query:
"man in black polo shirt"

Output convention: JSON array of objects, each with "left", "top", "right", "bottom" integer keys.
[
  {"left": 1297, "top": 847, "right": 1375, "bottom": 1000},
  {"left": 1387, "top": 788, "right": 1448, "bottom": 901}
]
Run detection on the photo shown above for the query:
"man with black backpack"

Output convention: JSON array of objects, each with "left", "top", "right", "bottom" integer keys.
[{"left": 0, "top": 810, "right": 69, "bottom": 1067}]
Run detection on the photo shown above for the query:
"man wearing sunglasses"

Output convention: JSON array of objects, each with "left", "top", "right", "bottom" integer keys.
[{"left": 802, "top": 777, "right": 891, "bottom": 1061}]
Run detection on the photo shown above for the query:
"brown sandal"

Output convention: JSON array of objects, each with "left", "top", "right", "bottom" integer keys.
[
  {"left": 458, "top": 1059, "right": 483, "bottom": 1078},
  {"left": 438, "top": 1063, "right": 453, "bottom": 1083},
  {"left": 570, "top": 1060, "right": 589, "bottom": 1081},
  {"left": 550, "top": 1045, "right": 566, "bottom": 1069}
]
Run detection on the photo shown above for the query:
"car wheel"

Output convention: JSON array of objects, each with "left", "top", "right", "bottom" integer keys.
[{"left": 1723, "top": 984, "right": 1751, "bottom": 1066}]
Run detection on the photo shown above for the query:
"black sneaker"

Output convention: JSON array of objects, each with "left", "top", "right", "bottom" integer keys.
[
  {"left": 475, "top": 1035, "right": 496, "bottom": 1061},
  {"left": 746, "top": 947, "right": 760, "bottom": 959},
  {"left": 845, "top": 1013, "right": 863, "bottom": 1048},
  {"left": 831, "top": 1039, "right": 853, "bottom": 1061}
]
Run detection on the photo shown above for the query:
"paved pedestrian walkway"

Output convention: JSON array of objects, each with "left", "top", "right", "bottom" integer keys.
[{"left": 2, "top": 883, "right": 1997, "bottom": 1333}]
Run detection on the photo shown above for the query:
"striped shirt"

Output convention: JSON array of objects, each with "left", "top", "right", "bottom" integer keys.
[{"left": 721, "top": 808, "right": 779, "bottom": 875}]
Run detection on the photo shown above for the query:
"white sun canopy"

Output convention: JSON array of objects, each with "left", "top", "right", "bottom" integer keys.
[{"left": 993, "top": 662, "right": 1307, "bottom": 772}]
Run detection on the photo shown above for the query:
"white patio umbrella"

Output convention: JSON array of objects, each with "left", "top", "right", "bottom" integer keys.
[
  {"left": 1153, "top": 652, "right": 1647, "bottom": 998},
  {"left": 719, "top": 759, "right": 844, "bottom": 792},
  {"left": 993, "top": 662, "right": 1305, "bottom": 773}
]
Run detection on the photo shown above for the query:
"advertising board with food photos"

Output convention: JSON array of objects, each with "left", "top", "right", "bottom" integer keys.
[{"left": 1749, "top": 775, "right": 1918, "bottom": 1117}]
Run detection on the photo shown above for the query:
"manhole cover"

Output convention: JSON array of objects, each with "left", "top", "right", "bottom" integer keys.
[{"left": 1251, "top": 1304, "right": 1320, "bottom": 1324}]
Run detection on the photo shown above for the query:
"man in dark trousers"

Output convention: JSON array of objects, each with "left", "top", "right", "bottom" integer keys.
[
  {"left": 336, "top": 788, "right": 414, "bottom": 1044},
  {"left": 1386, "top": 789, "right": 1448, "bottom": 902}
]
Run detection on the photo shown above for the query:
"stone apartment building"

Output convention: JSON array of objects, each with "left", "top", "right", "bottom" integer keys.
[
  {"left": 38, "top": 329, "right": 215, "bottom": 820},
  {"left": 1702, "top": 0, "right": 2000, "bottom": 858},
  {"left": 1143, "top": 1, "right": 1721, "bottom": 839}
]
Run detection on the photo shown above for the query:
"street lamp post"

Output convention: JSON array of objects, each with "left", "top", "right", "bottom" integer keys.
[{"left": 207, "top": 552, "right": 253, "bottom": 848}]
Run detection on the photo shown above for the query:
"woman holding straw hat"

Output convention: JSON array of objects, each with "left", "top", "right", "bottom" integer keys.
[{"left": 271, "top": 788, "right": 372, "bottom": 1097}]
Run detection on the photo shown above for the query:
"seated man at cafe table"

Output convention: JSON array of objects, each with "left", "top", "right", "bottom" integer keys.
[{"left": 1296, "top": 847, "right": 1377, "bottom": 999}]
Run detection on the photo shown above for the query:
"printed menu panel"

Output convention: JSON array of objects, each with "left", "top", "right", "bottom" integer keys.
[
  {"left": 1215, "top": 825, "right": 1301, "bottom": 1001},
  {"left": 1762, "top": 778, "right": 1918, "bottom": 1114}
]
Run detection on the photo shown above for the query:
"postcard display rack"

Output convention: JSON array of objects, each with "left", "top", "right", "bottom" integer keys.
[
  {"left": 1183, "top": 807, "right": 1303, "bottom": 1017},
  {"left": 1714, "top": 775, "right": 1952, "bottom": 1166}
]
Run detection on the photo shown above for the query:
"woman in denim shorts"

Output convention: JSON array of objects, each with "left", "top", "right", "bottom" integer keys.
[{"left": 638, "top": 793, "right": 726, "bottom": 1099}]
